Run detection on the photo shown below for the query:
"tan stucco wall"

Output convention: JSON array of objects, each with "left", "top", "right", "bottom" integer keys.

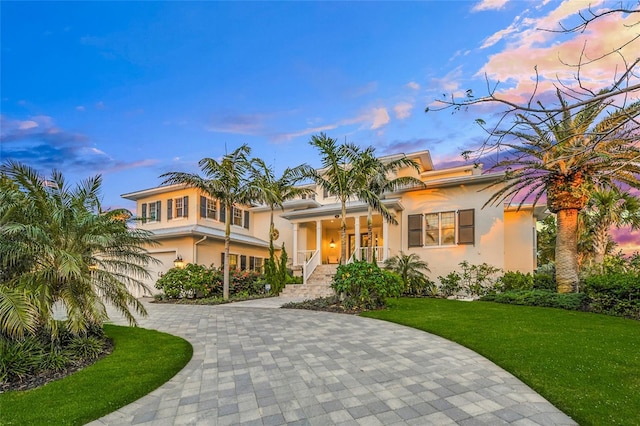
[{"left": 504, "top": 209, "right": 537, "bottom": 273}]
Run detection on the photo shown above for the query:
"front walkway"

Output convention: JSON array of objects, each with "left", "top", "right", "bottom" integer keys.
[{"left": 90, "top": 298, "right": 575, "bottom": 425}]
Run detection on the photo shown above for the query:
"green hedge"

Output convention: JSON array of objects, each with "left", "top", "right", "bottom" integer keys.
[
  {"left": 481, "top": 290, "right": 589, "bottom": 311},
  {"left": 583, "top": 272, "right": 640, "bottom": 320}
]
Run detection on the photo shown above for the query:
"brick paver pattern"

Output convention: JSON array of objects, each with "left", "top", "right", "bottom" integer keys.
[{"left": 89, "top": 299, "right": 576, "bottom": 425}]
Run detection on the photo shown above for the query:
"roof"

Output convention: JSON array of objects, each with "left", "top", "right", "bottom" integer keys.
[
  {"left": 149, "top": 225, "right": 272, "bottom": 248},
  {"left": 280, "top": 198, "right": 404, "bottom": 220}
]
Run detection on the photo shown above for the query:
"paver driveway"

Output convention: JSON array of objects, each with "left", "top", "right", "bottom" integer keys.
[{"left": 89, "top": 299, "right": 576, "bottom": 425}]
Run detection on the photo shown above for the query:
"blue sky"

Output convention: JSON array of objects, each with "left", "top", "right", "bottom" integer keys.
[{"left": 1, "top": 1, "right": 635, "bottom": 221}]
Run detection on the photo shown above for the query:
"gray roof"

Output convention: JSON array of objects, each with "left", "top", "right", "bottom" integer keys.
[{"left": 150, "top": 225, "right": 271, "bottom": 248}]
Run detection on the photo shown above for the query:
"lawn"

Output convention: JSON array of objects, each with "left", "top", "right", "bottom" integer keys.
[
  {"left": 362, "top": 298, "right": 640, "bottom": 426},
  {"left": 0, "top": 324, "right": 192, "bottom": 425}
]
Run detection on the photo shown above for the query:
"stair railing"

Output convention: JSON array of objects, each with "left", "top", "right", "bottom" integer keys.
[{"left": 303, "top": 249, "right": 320, "bottom": 285}]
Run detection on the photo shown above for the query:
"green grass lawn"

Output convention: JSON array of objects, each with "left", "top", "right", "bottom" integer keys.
[
  {"left": 0, "top": 324, "right": 192, "bottom": 425},
  {"left": 362, "top": 298, "right": 640, "bottom": 426}
]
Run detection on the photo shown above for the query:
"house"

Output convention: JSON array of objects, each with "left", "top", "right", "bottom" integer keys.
[{"left": 121, "top": 149, "right": 546, "bottom": 297}]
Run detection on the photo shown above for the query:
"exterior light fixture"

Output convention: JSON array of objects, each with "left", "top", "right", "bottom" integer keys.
[
  {"left": 174, "top": 255, "right": 185, "bottom": 269},
  {"left": 329, "top": 238, "right": 336, "bottom": 249}
]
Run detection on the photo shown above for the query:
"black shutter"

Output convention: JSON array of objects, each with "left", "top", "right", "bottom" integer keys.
[
  {"left": 183, "top": 196, "right": 189, "bottom": 217},
  {"left": 249, "top": 256, "right": 255, "bottom": 271},
  {"left": 200, "top": 196, "right": 206, "bottom": 218},
  {"left": 240, "top": 255, "right": 247, "bottom": 270},
  {"left": 167, "top": 199, "right": 173, "bottom": 220},
  {"left": 458, "top": 209, "right": 475, "bottom": 245},
  {"left": 156, "top": 201, "right": 161, "bottom": 221},
  {"left": 221, "top": 252, "right": 225, "bottom": 268},
  {"left": 244, "top": 210, "right": 250, "bottom": 229},
  {"left": 141, "top": 203, "right": 147, "bottom": 224},
  {"left": 220, "top": 205, "right": 226, "bottom": 223},
  {"left": 408, "top": 214, "right": 423, "bottom": 247}
]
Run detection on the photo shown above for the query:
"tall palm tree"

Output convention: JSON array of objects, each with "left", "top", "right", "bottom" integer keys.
[
  {"left": 486, "top": 91, "right": 640, "bottom": 292},
  {"left": 583, "top": 187, "right": 640, "bottom": 266},
  {"left": 383, "top": 252, "right": 431, "bottom": 295},
  {"left": 0, "top": 161, "right": 155, "bottom": 337},
  {"left": 160, "top": 144, "right": 253, "bottom": 300},
  {"left": 353, "top": 150, "right": 423, "bottom": 261},
  {"left": 307, "top": 134, "right": 367, "bottom": 264},
  {"left": 249, "top": 159, "right": 314, "bottom": 247}
]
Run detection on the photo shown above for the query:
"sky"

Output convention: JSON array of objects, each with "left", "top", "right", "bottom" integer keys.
[{"left": 1, "top": 0, "right": 639, "bottom": 253}]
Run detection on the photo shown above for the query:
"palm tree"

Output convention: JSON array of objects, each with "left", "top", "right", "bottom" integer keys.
[
  {"left": 583, "top": 187, "right": 640, "bottom": 266},
  {"left": 383, "top": 252, "right": 431, "bottom": 295},
  {"left": 307, "top": 134, "right": 367, "bottom": 264},
  {"left": 249, "top": 159, "right": 314, "bottom": 247},
  {"left": 354, "top": 150, "right": 424, "bottom": 261},
  {"left": 485, "top": 91, "right": 640, "bottom": 292},
  {"left": 0, "top": 161, "right": 155, "bottom": 337},
  {"left": 160, "top": 144, "right": 253, "bottom": 300}
]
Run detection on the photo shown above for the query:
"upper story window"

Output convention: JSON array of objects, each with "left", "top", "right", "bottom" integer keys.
[
  {"left": 141, "top": 201, "right": 161, "bottom": 223},
  {"left": 220, "top": 205, "right": 250, "bottom": 229},
  {"left": 167, "top": 196, "right": 189, "bottom": 220},
  {"left": 200, "top": 196, "right": 217, "bottom": 220},
  {"left": 408, "top": 209, "right": 475, "bottom": 247}
]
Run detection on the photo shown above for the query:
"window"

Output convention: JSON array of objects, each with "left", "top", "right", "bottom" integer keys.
[
  {"left": 250, "top": 257, "right": 263, "bottom": 272},
  {"left": 168, "top": 196, "right": 188, "bottom": 220},
  {"left": 200, "top": 196, "right": 217, "bottom": 220},
  {"left": 141, "top": 201, "right": 161, "bottom": 223},
  {"left": 220, "top": 253, "right": 239, "bottom": 270},
  {"left": 233, "top": 207, "right": 243, "bottom": 226},
  {"left": 408, "top": 210, "right": 475, "bottom": 247}
]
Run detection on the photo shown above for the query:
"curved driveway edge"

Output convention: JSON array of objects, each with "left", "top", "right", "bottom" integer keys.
[{"left": 89, "top": 300, "right": 576, "bottom": 425}]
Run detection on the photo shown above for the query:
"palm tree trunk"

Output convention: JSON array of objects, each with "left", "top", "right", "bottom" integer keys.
[
  {"left": 340, "top": 199, "right": 347, "bottom": 264},
  {"left": 367, "top": 206, "right": 373, "bottom": 262},
  {"left": 555, "top": 208, "right": 580, "bottom": 293},
  {"left": 223, "top": 202, "right": 232, "bottom": 300},
  {"left": 592, "top": 224, "right": 609, "bottom": 266}
]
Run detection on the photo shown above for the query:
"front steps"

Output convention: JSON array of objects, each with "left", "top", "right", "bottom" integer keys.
[{"left": 280, "top": 264, "right": 338, "bottom": 299}]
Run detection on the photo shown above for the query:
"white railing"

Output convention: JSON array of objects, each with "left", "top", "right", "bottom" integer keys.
[
  {"left": 297, "top": 250, "right": 316, "bottom": 265},
  {"left": 303, "top": 250, "right": 320, "bottom": 285},
  {"left": 357, "top": 246, "right": 387, "bottom": 263}
]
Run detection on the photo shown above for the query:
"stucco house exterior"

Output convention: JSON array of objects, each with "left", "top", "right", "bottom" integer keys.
[{"left": 121, "top": 149, "right": 546, "bottom": 297}]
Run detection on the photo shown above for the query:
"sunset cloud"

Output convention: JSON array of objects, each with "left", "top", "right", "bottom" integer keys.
[
  {"left": 371, "top": 107, "right": 390, "bottom": 130},
  {"left": 472, "top": 0, "right": 510, "bottom": 12},
  {"left": 394, "top": 102, "right": 413, "bottom": 120}
]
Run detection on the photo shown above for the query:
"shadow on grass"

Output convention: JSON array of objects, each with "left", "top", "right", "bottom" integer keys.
[{"left": 0, "top": 324, "right": 193, "bottom": 425}]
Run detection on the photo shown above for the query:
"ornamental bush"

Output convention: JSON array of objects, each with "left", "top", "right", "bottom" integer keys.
[
  {"left": 498, "top": 271, "right": 534, "bottom": 292},
  {"left": 155, "top": 263, "right": 215, "bottom": 299},
  {"left": 332, "top": 260, "right": 403, "bottom": 310},
  {"left": 583, "top": 272, "right": 640, "bottom": 320}
]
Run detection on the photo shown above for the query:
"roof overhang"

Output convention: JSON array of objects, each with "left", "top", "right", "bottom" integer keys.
[
  {"left": 504, "top": 204, "right": 550, "bottom": 220},
  {"left": 149, "top": 225, "right": 271, "bottom": 248},
  {"left": 280, "top": 198, "right": 404, "bottom": 220},
  {"left": 121, "top": 183, "right": 187, "bottom": 201}
]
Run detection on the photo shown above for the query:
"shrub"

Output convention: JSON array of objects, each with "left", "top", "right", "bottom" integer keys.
[
  {"left": 533, "top": 272, "right": 557, "bottom": 291},
  {"left": 438, "top": 261, "right": 501, "bottom": 297},
  {"left": 67, "top": 336, "right": 107, "bottom": 362},
  {"left": 332, "top": 260, "right": 403, "bottom": 310},
  {"left": 438, "top": 272, "right": 461, "bottom": 297},
  {"left": 0, "top": 337, "right": 43, "bottom": 382},
  {"left": 481, "top": 290, "right": 589, "bottom": 311},
  {"left": 229, "top": 269, "right": 263, "bottom": 295},
  {"left": 155, "top": 263, "right": 216, "bottom": 299},
  {"left": 583, "top": 272, "right": 640, "bottom": 319},
  {"left": 498, "top": 271, "right": 534, "bottom": 292}
]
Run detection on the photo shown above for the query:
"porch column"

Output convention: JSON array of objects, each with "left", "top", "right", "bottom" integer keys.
[
  {"left": 293, "top": 223, "right": 299, "bottom": 266},
  {"left": 354, "top": 216, "right": 361, "bottom": 260},
  {"left": 382, "top": 219, "right": 389, "bottom": 261},
  {"left": 316, "top": 220, "right": 322, "bottom": 261}
]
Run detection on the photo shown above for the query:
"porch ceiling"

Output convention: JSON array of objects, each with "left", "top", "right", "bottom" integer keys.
[{"left": 280, "top": 198, "right": 403, "bottom": 220}]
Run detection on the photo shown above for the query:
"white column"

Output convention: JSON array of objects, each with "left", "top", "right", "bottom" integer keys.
[
  {"left": 383, "top": 219, "right": 389, "bottom": 261},
  {"left": 316, "top": 220, "right": 322, "bottom": 261},
  {"left": 354, "top": 216, "right": 361, "bottom": 260},
  {"left": 293, "top": 223, "right": 299, "bottom": 266}
]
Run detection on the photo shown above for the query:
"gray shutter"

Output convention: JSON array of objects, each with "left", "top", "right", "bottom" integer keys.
[
  {"left": 408, "top": 214, "right": 423, "bottom": 247},
  {"left": 200, "top": 196, "right": 206, "bottom": 218},
  {"left": 183, "top": 196, "right": 189, "bottom": 217},
  {"left": 156, "top": 201, "right": 161, "bottom": 221},
  {"left": 249, "top": 256, "right": 255, "bottom": 271},
  {"left": 221, "top": 252, "right": 225, "bottom": 268},
  {"left": 244, "top": 210, "right": 250, "bottom": 229},
  {"left": 220, "top": 205, "right": 226, "bottom": 223},
  {"left": 141, "top": 203, "right": 147, "bottom": 224},
  {"left": 240, "top": 255, "right": 247, "bottom": 270},
  {"left": 458, "top": 209, "right": 475, "bottom": 245},
  {"left": 167, "top": 199, "right": 173, "bottom": 220}
]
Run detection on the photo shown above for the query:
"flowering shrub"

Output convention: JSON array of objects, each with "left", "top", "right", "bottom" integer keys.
[
  {"left": 155, "top": 263, "right": 215, "bottom": 298},
  {"left": 332, "top": 260, "right": 402, "bottom": 310}
]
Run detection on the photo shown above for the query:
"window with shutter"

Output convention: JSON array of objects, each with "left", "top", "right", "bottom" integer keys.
[
  {"left": 249, "top": 256, "right": 255, "bottom": 270},
  {"left": 141, "top": 203, "right": 147, "bottom": 224},
  {"left": 200, "top": 196, "right": 206, "bottom": 218},
  {"left": 244, "top": 211, "right": 250, "bottom": 229},
  {"left": 457, "top": 209, "right": 475, "bottom": 245},
  {"left": 240, "top": 255, "right": 247, "bottom": 270},
  {"left": 408, "top": 214, "right": 423, "bottom": 247},
  {"left": 156, "top": 201, "right": 161, "bottom": 221},
  {"left": 167, "top": 199, "right": 173, "bottom": 220},
  {"left": 183, "top": 196, "right": 189, "bottom": 217}
]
